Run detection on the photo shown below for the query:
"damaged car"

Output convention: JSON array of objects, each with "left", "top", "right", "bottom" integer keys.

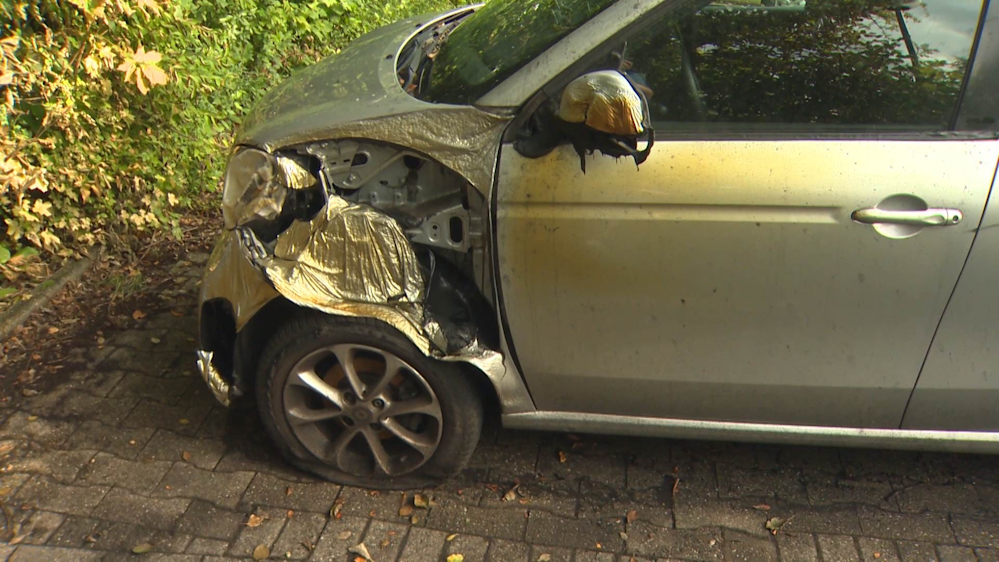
[{"left": 199, "top": 0, "right": 999, "bottom": 488}]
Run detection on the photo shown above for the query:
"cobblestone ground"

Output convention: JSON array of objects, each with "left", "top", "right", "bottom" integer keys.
[{"left": 1, "top": 252, "right": 998, "bottom": 561}]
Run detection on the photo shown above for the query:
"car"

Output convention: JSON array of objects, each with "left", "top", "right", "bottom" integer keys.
[{"left": 197, "top": 0, "right": 999, "bottom": 488}]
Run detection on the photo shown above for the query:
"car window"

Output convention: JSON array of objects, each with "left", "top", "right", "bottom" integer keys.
[
  {"left": 422, "top": 0, "right": 617, "bottom": 105},
  {"left": 613, "top": 0, "right": 983, "bottom": 131}
]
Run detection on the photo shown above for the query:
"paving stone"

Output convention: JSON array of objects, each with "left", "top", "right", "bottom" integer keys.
[
  {"left": 46, "top": 515, "right": 99, "bottom": 547},
  {"left": 271, "top": 512, "right": 327, "bottom": 559},
  {"left": 10, "top": 510, "right": 64, "bottom": 545},
  {"left": 723, "top": 529, "right": 778, "bottom": 561},
  {"left": 1, "top": 412, "right": 77, "bottom": 446},
  {"left": 398, "top": 527, "right": 447, "bottom": 562},
  {"left": 469, "top": 443, "right": 539, "bottom": 481},
  {"left": 361, "top": 519, "right": 409, "bottom": 561},
  {"left": 75, "top": 452, "right": 172, "bottom": 492},
  {"left": 577, "top": 481, "right": 672, "bottom": 527},
  {"left": 122, "top": 398, "right": 213, "bottom": 437},
  {"left": 487, "top": 538, "right": 531, "bottom": 562},
  {"left": 624, "top": 521, "right": 724, "bottom": 560},
  {"left": 857, "top": 537, "right": 901, "bottom": 561},
  {"left": 8, "top": 545, "right": 104, "bottom": 561},
  {"left": 193, "top": 407, "right": 230, "bottom": 439},
  {"left": 526, "top": 510, "right": 624, "bottom": 552},
  {"left": 14, "top": 476, "right": 108, "bottom": 516},
  {"left": 139, "top": 429, "right": 226, "bottom": 470},
  {"left": 5, "top": 448, "right": 97, "bottom": 483},
  {"left": 91, "top": 487, "right": 190, "bottom": 531},
  {"left": 857, "top": 508, "right": 955, "bottom": 543},
  {"left": 625, "top": 448, "right": 675, "bottom": 491},
  {"left": 0, "top": 546, "right": 12, "bottom": 560},
  {"left": 805, "top": 473, "right": 896, "bottom": 510},
  {"left": 935, "top": 545, "right": 977, "bottom": 562},
  {"left": 716, "top": 464, "right": 807, "bottom": 504},
  {"left": 895, "top": 484, "right": 987, "bottom": 516},
  {"left": 776, "top": 532, "right": 818, "bottom": 562},
  {"left": 444, "top": 533, "right": 490, "bottom": 561},
  {"left": 185, "top": 537, "right": 231, "bottom": 556},
  {"left": 85, "top": 520, "right": 193, "bottom": 554},
  {"left": 228, "top": 508, "right": 288, "bottom": 557},
  {"left": 816, "top": 534, "right": 860, "bottom": 561},
  {"left": 975, "top": 548, "right": 999, "bottom": 562},
  {"left": 65, "top": 421, "right": 155, "bottom": 460},
  {"left": 536, "top": 446, "right": 627, "bottom": 488},
  {"left": 771, "top": 505, "right": 862, "bottom": 536},
  {"left": 151, "top": 463, "right": 254, "bottom": 508},
  {"left": 54, "top": 394, "right": 140, "bottom": 426},
  {"left": 213, "top": 446, "right": 307, "bottom": 481},
  {"left": 480, "top": 477, "right": 578, "bottom": 518},
  {"left": 65, "top": 369, "right": 127, "bottom": 397},
  {"left": 311, "top": 515, "right": 369, "bottom": 561},
  {"left": 950, "top": 516, "right": 999, "bottom": 547},
  {"left": 530, "top": 544, "right": 574, "bottom": 561},
  {"left": 109, "top": 373, "right": 193, "bottom": 405},
  {"left": 575, "top": 549, "right": 616, "bottom": 562},
  {"left": 896, "top": 540, "right": 940, "bottom": 561},
  {"left": 102, "top": 346, "right": 178, "bottom": 377},
  {"left": 240, "top": 472, "right": 340, "bottom": 513},
  {"left": 427, "top": 502, "right": 527, "bottom": 541},
  {"left": 175, "top": 500, "right": 245, "bottom": 541},
  {"left": 0, "top": 471, "right": 31, "bottom": 498},
  {"left": 673, "top": 497, "right": 768, "bottom": 538}
]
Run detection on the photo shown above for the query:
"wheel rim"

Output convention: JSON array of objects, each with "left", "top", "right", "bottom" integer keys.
[{"left": 282, "top": 344, "right": 443, "bottom": 477}]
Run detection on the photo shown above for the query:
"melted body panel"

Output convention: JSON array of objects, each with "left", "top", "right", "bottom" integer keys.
[
  {"left": 497, "top": 139, "right": 999, "bottom": 428},
  {"left": 903, "top": 160, "right": 999, "bottom": 431}
]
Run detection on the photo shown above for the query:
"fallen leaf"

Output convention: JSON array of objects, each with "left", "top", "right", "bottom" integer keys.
[
  {"left": 348, "top": 542, "right": 372, "bottom": 561},
  {"left": 150, "top": 337, "right": 161, "bottom": 344},
  {"left": 0, "top": 443, "right": 14, "bottom": 455},
  {"left": 380, "top": 539, "right": 390, "bottom": 547},
  {"left": 26, "top": 415, "right": 37, "bottom": 421},
  {"left": 620, "top": 531, "right": 628, "bottom": 540},
  {"left": 331, "top": 498, "right": 345, "bottom": 519},
  {"left": 354, "top": 558, "right": 366, "bottom": 562},
  {"left": 765, "top": 516, "right": 789, "bottom": 535},
  {"left": 337, "top": 530, "right": 353, "bottom": 540},
  {"left": 752, "top": 504, "right": 771, "bottom": 512},
  {"left": 558, "top": 451, "right": 567, "bottom": 463},
  {"left": 399, "top": 505, "right": 413, "bottom": 517},
  {"left": 413, "top": 493, "right": 430, "bottom": 508},
  {"left": 485, "top": 484, "right": 500, "bottom": 492},
  {"left": 538, "top": 554, "right": 552, "bottom": 561},
  {"left": 287, "top": 510, "right": 294, "bottom": 518},
  {"left": 252, "top": 544, "right": 269, "bottom": 560},
  {"left": 181, "top": 451, "right": 192, "bottom": 462},
  {"left": 874, "top": 553, "right": 882, "bottom": 559},
  {"left": 626, "top": 509, "right": 638, "bottom": 524},
  {"left": 446, "top": 533, "right": 458, "bottom": 542},
  {"left": 502, "top": 484, "right": 519, "bottom": 502},
  {"left": 47, "top": 326, "right": 59, "bottom": 334},
  {"left": 132, "top": 542, "right": 154, "bottom": 554},
  {"left": 286, "top": 486, "right": 293, "bottom": 496},
  {"left": 368, "top": 510, "right": 376, "bottom": 517},
  {"left": 245, "top": 514, "right": 265, "bottom": 528},
  {"left": 178, "top": 418, "right": 189, "bottom": 425},
  {"left": 410, "top": 515, "right": 419, "bottom": 524},
  {"left": 132, "top": 309, "right": 146, "bottom": 320},
  {"left": 447, "top": 555, "right": 464, "bottom": 562}
]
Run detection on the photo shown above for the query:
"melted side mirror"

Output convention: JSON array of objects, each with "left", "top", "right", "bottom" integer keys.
[{"left": 514, "top": 70, "right": 654, "bottom": 173}]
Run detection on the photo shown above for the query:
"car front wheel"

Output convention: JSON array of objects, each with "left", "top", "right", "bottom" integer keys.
[{"left": 256, "top": 314, "right": 483, "bottom": 489}]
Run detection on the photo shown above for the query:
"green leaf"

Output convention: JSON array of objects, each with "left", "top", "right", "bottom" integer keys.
[
  {"left": 0, "top": 245, "right": 9, "bottom": 265},
  {"left": 14, "top": 247, "right": 39, "bottom": 260},
  {"left": 0, "top": 288, "right": 16, "bottom": 299}
]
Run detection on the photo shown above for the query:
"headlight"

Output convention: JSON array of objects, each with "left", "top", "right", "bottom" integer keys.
[{"left": 221, "top": 148, "right": 316, "bottom": 230}]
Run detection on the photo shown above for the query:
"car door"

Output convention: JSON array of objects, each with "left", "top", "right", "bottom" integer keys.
[{"left": 495, "top": 0, "right": 996, "bottom": 428}]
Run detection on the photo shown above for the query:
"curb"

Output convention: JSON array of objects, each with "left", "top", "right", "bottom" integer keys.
[{"left": 0, "top": 249, "right": 98, "bottom": 341}]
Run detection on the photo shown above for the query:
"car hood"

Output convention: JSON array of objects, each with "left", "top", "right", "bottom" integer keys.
[{"left": 235, "top": 8, "right": 511, "bottom": 193}]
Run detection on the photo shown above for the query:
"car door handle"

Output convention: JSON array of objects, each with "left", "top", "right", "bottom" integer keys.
[{"left": 851, "top": 208, "right": 963, "bottom": 227}]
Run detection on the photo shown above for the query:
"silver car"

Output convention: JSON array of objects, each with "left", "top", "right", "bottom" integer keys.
[{"left": 197, "top": 0, "right": 999, "bottom": 488}]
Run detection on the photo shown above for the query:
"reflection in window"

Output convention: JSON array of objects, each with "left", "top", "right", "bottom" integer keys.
[{"left": 624, "top": 0, "right": 982, "bottom": 129}]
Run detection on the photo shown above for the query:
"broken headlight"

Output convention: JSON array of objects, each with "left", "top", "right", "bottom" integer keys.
[{"left": 221, "top": 148, "right": 316, "bottom": 229}]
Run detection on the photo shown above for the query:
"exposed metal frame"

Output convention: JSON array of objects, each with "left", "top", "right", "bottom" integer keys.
[{"left": 504, "top": 412, "right": 999, "bottom": 454}]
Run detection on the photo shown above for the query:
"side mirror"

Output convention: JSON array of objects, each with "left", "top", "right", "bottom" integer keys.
[{"left": 514, "top": 70, "right": 655, "bottom": 173}]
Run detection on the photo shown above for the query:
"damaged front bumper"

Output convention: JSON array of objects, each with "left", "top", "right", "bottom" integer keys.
[{"left": 196, "top": 349, "right": 232, "bottom": 407}]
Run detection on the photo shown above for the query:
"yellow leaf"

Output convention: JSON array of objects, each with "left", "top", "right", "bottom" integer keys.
[
  {"left": 136, "top": 0, "right": 161, "bottom": 14},
  {"left": 83, "top": 56, "right": 100, "bottom": 78},
  {"left": 141, "top": 64, "right": 168, "bottom": 87},
  {"left": 32, "top": 200, "right": 52, "bottom": 217},
  {"left": 133, "top": 46, "right": 162, "bottom": 65}
]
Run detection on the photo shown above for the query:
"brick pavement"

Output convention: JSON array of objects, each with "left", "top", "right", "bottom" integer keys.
[{"left": 0, "top": 251, "right": 997, "bottom": 561}]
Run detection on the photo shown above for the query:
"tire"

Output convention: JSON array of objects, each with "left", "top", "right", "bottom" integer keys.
[{"left": 256, "top": 313, "right": 483, "bottom": 489}]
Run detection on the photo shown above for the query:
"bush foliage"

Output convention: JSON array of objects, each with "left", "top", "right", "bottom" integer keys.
[{"left": 0, "top": 0, "right": 461, "bottom": 257}]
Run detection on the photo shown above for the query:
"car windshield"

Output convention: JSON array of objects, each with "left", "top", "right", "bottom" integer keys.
[{"left": 421, "top": 0, "right": 618, "bottom": 105}]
